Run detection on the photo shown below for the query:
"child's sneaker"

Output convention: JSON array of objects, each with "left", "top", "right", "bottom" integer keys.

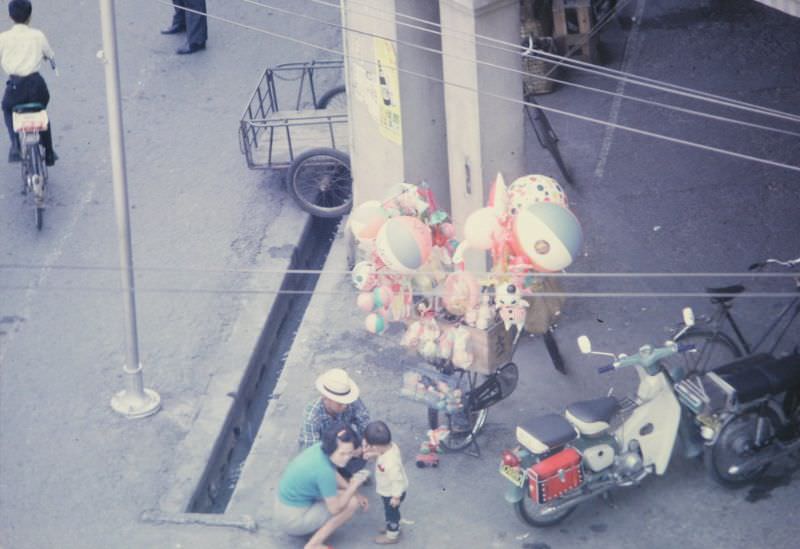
[{"left": 374, "top": 532, "right": 400, "bottom": 545}]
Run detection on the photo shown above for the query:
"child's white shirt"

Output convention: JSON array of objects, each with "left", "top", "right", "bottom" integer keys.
[{"left": 374, "top": 443, "right": 408, "bottom": 498}]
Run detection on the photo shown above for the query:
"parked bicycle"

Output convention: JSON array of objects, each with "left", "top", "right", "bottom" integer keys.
[{"left": 668, "top": 257, "right": 800, "bottom": 375}]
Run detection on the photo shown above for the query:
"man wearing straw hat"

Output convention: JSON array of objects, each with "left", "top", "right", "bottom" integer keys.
[{"left": 299, "top": 368, "right": 371, "bottom": 479}]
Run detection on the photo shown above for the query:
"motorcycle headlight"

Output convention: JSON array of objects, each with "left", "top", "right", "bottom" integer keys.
[{"left": 700, "top": 425, "right": 716, "bottom": 440}]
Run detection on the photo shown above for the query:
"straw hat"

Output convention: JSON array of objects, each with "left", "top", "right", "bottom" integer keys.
[{"left": 315, "top": 368, "right": 360, "bottom": 404}]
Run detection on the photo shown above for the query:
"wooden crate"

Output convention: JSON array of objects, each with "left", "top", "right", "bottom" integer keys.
[
  {"left": 552, "top": 0, "right": 597, "bottom": 62},
  {"left": 467, "top": 321, "right": 516, "bottom": 375}
]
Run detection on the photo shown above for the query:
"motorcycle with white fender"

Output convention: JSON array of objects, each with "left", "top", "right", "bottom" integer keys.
[{"left": 500, "top": 310, "right": 702, "bottom": 527}]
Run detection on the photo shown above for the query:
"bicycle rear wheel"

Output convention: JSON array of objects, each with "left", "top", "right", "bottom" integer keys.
[
  {"left": 29, "top": 145, "right": 46, "bottom": 230},
  {"left": 665, "top": 329, "right": 742, "bottom": 376},
  {"left": 427, "top": 369, "right": 489, "bottom": 451}
]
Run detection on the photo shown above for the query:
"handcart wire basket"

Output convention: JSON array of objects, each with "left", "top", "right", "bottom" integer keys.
[{"left": 239, "top": 60, "right": 352, "bottom": 218}]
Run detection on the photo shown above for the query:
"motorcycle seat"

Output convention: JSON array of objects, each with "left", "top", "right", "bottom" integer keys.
[
  {"left": 564, "top": 397, "right": 620, "bottom": 436},
  {"left": 516, "top": 413, "right": 577, "bottom": 454},
  {"left": 713, "top": 354, "right": 800, "bottom": 404},
  {"left": 706, "top": 284, "right": 745, "bottom": 304}
]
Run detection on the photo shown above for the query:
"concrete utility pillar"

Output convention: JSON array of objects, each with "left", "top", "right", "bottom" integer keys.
[
  {"left": 342, "top": 0, "right": 449, "bottom": 208},
  {"left": 439, "top": 0, "right": 524, "bottom": 235}
]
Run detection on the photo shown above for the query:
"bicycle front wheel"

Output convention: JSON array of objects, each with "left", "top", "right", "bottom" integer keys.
[
  {"left": 287, "top": 148, "right": 353, "bottom": 218},
  {"left": 666, "top": 329, "right": 742, "bottom": 376},
  {"left": 427, "top": 370, "right": 489, "bottom": 452}
]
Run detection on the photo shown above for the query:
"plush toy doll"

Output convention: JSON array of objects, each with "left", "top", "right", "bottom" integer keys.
[
  {"left": 451, "top": 324, "right": 474, "bottom": 369},
  {"left": 401, "top": 321, "right": 422, "bottom": 349},
  {"left": 495, "top": 282, "right": 529, "bottom": 331},
  {"left": 475, "top": 292, "right": 495, "bottom": 330},
  {"left": 437, "top": 324, "right": 455, "bottom": 361}
]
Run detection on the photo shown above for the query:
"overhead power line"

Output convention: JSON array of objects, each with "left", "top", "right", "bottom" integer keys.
[
  {"left": 237, "top": 0, "right": 800, "bottom": 139},
  {"left": 312, "top": 0, "right": 800, "bottom": 125},
  {"left": 150, "top": 0, "right": 800, "bottom": 173}
]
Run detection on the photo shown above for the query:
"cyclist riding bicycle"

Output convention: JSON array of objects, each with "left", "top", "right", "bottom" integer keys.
[{"left": 0, "top": 0, "right": 57, "bottom": 167}]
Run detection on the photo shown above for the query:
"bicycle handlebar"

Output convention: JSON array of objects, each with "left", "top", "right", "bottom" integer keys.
[
  {"left": 596, "top": 341, "right": 694, "bottom": 375},
  {"left": 749, "top": 257, "right": 800, "bottom": 271}
]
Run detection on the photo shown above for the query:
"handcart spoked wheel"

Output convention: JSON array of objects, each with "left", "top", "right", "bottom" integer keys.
[{"left": 286, "top": 147, "right": 353, "bottom": 218}]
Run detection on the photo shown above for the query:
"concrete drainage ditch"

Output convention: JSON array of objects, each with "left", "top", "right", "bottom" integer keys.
[{"left": 187, "top": 215, "right": 340, "bottom": 515}]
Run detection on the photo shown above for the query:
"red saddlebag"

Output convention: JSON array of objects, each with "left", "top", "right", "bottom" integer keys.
[{"left": 528, "top": 447, "right": 583, "bottom": 503}]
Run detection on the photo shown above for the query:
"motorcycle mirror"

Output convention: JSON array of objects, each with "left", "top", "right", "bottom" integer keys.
[
  {"left": 682, "top": 307, "right": 695, "bottom": 328},
  {"left": 577, "top": 335, "right": 592, "bottom": 354}
]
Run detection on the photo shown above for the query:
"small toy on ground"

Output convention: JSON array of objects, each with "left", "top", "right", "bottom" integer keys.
[{"left": 415, "top": 427, "right": 450, "bottom": 468}]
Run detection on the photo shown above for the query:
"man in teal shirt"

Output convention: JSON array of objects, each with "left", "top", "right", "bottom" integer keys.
[{"left": 275, "top": 423, "right": 369, "bottom": 549}]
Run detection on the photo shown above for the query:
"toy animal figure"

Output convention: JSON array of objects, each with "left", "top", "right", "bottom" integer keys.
[
  {"left": 494, "top": 282, "right": 529, "bottom": 332},
  {"left": 451, "top": 324, "right": 474, "bottom": 369},
  {"left": 415, "top": 427, "right": 450, "bottom": 468}
]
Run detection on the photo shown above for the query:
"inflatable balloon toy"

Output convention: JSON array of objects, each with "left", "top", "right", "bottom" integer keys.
[
  {"left": 349, "top": 200, "right": 389, "bottom": 243},
  {"left": 508, "top": 174, "right": 568, "bottom": 214},
  {"left": 365, "top": 311, "right": 388, "bottom": 334},
  {"left": 441, "top": 271, "right": 481, "bottom": 317},
  {"left": 351, "top": 261, "right": 378, "bottom": 291},
  {"left": 356, "top": 285, "right": 393, "bottom": 313},
  {"left": 511, "top": 202, "right": 583, "bottom": 272},
  {"left": 375, "top": 215, "right": 433, "bottom": 274},
  {"left": 464, "top": 206, "right": 502, "bottom": 251}
]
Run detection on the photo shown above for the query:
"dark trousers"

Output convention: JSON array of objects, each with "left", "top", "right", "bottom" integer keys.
[
  {"left": 171, "top": 0, "right": 208, "bottom": 45},
  {"left": 381, "top": 492, "right": 406, "bottom": 532},
  {"left": 2, "top": 73, "right": 54, "bottom": 155}
]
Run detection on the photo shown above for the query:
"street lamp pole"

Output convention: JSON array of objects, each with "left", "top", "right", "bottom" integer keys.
[{"left": 99, "top": 0, "right": 160, "bottom": 418}]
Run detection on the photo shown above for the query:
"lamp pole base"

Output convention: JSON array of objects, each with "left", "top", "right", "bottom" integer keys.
[{"left": 111, "top": 388, "right": 161, "bottom": 419}]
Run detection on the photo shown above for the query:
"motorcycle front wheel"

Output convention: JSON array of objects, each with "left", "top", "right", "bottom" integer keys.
[
  {"left": 514, "top": 485, "right": 576, "bottom": 527},
  {"left": 704, "top": 411, "right": 777, "bottom": 487}
]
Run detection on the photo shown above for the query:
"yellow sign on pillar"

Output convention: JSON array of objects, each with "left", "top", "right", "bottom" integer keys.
[{"left": 373, "top": 38, "right": 402, "bottom": 145}]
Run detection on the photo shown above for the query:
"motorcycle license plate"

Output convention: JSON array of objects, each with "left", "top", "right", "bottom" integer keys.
[{"left": 499, "top": 463, "right": 525, "bottom": 487}]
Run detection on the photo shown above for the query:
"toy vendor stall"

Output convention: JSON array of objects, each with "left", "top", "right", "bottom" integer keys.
[{"left": 348, "top": 172, "right": 583, "bottom": 454}]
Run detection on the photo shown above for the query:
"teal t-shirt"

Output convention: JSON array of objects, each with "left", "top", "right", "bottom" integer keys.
[{"left": 278, "top": 443, "right": 338, "bottom": 507}]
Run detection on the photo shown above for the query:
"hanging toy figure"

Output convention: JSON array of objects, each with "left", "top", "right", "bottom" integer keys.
[{"left": 494, "top": 282, "right": 529, "bottom": 332}]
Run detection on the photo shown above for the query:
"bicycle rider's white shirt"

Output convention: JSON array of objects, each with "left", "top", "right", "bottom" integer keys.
[{"left": 0, "top": 24, "right": 54, "bottom": 77}]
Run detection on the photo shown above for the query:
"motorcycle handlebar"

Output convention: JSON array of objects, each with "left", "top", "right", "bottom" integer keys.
[
  {"left": 597, "top": 364, "right": 615, "bottom": 374},
  {"left": 677, "top": 343, "right": 696, "bottom": 353}
]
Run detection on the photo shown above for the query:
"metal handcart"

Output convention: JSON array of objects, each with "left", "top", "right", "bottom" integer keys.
[{"left": 239, "top": 60, "right": 352, "bottom": 218}]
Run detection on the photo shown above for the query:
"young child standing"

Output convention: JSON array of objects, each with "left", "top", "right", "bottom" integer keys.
[{"left": 364, "top": 420, "right": 408, "bottom": 545}]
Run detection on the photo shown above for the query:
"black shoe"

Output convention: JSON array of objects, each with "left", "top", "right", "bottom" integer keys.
[
  {"left": 45, "top": 150, "right": 58, "bottom": 167},
  {"left": 8, "top": 145, "right": 21, "bottom": 163},
  {"left": 176, "top": 42, "right": 206, "bottom": 55},
  {"left": 160, "top": 24, "right": 186, "bottom": 35}
]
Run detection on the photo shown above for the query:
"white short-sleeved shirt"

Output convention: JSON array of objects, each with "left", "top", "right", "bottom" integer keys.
[{"left": 0, "top": 24, "right": 55, "bottom": 77}]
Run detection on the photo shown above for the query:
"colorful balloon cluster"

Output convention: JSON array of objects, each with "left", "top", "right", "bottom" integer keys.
[
  {"left": 349, "top": 183, "right": 456, "bottom": 334},
  {"left": 350, "top": 174, "right": 583, "bottom": 357}
]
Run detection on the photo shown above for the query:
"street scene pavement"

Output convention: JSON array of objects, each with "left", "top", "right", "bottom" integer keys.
[{"left": 1, "top": 1, "right": 799, "bottom": 549}]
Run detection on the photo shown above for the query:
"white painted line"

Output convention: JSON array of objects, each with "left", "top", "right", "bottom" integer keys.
[{"left": 594, "top": 0, "right": 648, "bottom": 180}]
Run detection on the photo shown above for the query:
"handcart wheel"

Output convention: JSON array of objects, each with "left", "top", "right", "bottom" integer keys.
[
  {"left": 427, "top": 370, "right": 489, "bottom": 452},
  {"left": 316, "top": 85, "right": 346, "bottom": 110},
  {"left": 287, "top": 147, "right": 353, "bottom": 218}
]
